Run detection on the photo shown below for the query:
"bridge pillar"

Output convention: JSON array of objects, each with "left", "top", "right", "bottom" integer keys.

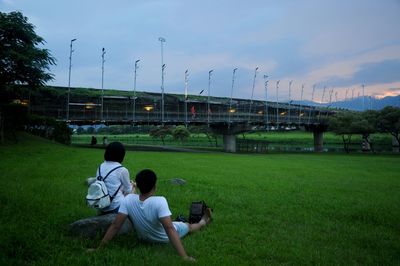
[
  {"left": 313, "top": 130, "right": 324, "bottom": 152},
  {"left": 223, "top": 134, "right": 236, "bottom": 153}
]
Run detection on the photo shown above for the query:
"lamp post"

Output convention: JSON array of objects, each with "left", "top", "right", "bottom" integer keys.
[
  {"left": 228, "top": 68, "right": 238, "bottom": 125},
  {"left": 299, "top": 84, "right": 304, "bottom": 124},
  {"left": 67, "top": 38, "right": 77, "bottom": 122},
  {"left": 308, "top": 84, "right": 316, "bottom": 125},
  {"left": 207, "top": 69, "right": 213, "bottom": 126},
  {"left": 144, "top": 105, "right": 153, "bottom": 126},
  {"left": 184, "top": 69, "right": 189, "bottom": 127},
  {"left": 276, "top": 80, "right": 280, "bottom": 124},
  {"left": 362, "top": 84, "right": 365, "bottom": 111},
  {"left": 101, "top": 47, "right": 106, "bottom": 122},
  {"left": 288, "top": 80, "right": 293, "bottom": 123},
  {"left": 318, "top": 86, "right": 326, "bottom": 121},
  {"left": 248, "top": 67, "right": 258, "bottom": 121},
  {"left": 133, "top": 59, "right": 140, "bottom": 123},
  {"left": 263, "top": 75, "right": 269, "bottom": 128},
  {"left": 158, "top": 37, "right": 166, "bottom": 123}
]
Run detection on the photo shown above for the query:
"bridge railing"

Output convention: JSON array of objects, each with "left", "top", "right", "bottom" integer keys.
[{"left": 29, "top": 94, "right": 332, "bottom": 125}]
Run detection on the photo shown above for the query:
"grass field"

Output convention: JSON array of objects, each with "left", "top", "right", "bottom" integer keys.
[
  {"left": 72, "top": 131, "right": 393, "bottom": 152},
  {"left": 1, "top": 134, "right": 399, "bottom": 265}
]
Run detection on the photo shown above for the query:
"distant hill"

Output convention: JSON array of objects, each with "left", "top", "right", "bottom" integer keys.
[{"left": 292, "top": 95, "right": 400, "bottom": 111}]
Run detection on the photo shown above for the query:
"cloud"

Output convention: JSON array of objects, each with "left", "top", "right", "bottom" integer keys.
[
  {"left": 301, "top": 45, "right": 400, "bottom": 87},
  {"left": 1, "top": 0, "right": 15, "bottom": 6}
]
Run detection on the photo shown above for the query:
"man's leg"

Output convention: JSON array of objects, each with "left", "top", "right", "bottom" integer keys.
[{"left": 188, "top": 208, "right": 212, "bottom": 233}]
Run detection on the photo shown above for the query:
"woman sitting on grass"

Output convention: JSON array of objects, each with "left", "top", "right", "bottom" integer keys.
[
  {"left": 91, "top": 169, "right": 212, "bottom": 262},
  {"left": 95, "top": 141, "right": 134, "bottom": 214}
]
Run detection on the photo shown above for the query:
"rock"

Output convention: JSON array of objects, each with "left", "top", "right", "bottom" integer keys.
[
  {"left": 170, "top": 178, "right": 186, "bottom": 185},
  {"left": 69, "top": 213, "right": 133, "bottom": 239}
]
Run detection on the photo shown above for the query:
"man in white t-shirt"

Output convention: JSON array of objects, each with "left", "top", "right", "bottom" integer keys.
[{"left": 94, "top": 169, "right": 212, "bottom": 262}]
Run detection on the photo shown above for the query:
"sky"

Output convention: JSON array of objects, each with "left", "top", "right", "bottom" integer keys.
[{"left": 2, "top": 0, "right": 400, "bottom": 103}]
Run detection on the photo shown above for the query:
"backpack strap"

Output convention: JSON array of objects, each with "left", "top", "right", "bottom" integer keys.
[
  {"left": 110, "top": 184, "right": 123, "bottom": 201},
  {"left": 101, "top": 165, "right": 123, "bottom": 182},
  {"left": 96, "top": 165, "right": 102, "bottom": 181},
  {"left": 101, "top": 165, "right": 124, "bottom": 202}
]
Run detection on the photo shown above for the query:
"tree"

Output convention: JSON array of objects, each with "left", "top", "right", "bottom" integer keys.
[
  {"left": 0, "top": 11, "right": 56, "bottom": 88},
  {"left": 189, "top": 125, "right": 220, "bottom": 147},
  {"left": 329, "top": 111, "right": 379, "bottom": 153},
  {"left": 0, "top": 11, "right": 56, "bottom": 142},
  {"left": 377, "top": 106, "right": 400, "bottom": 152},
  {"left": 172, "top": 125, "right": 190, "bottom": 143},
  {"left": 149, "top": 126, "right": 171, "bottom": 145},
  {"left": 358, "top": 110, "right": 378, "bottom": 152},
  {"left": 328, "top": 111, "right": 358, "bottom": 153}
]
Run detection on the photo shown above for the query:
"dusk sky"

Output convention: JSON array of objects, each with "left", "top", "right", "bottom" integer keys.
[{"left": 2, "top": 0, "right": 400, "bottom": 103}]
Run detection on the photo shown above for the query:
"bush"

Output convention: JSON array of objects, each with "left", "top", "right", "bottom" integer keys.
[{"left": 172, "top": 125, "right": 190, "bottom": 143}]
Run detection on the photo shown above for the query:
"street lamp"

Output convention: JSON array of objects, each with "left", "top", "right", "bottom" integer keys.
[
  {"left": 263, "top": 75, "right": 269, "bottom": 127},
  {"left": 288, "top": 80, "right": 293, "bottom": 124},
  {"left": 248, "top": 67, "right": 258, "bottom": 121},
  {"left": 159, "top": 37, "right": 166, "bottom": 123},
  {"left": 184, "top": 69, "right": 189, "bottom": 127},
  {"left": 207, "top": 69, "right": 213, "bottom": 126},
  {"left": 133, "top": 59, "right": 140, "bottom": 123},
  {"left": 144, "top": 105, "right": 154, "bottom": 126},
  {"left": 308, "top": 84, "right": 316, "bottom": 125},
  {"left": 228, "top": 68, "right": 238, "bottom": 124},
  {"left": 67, "top": 38, "right": 77, "bottom": 122},
  {"left": 362, "top": 84, "right": 365, "bottom": 111},
  {"left": 276, "top": 80, "right": 280, "bottom": 124},
  {"left": 299, "top": 84, "right": 304, "bottom": 124},
  {"left": 101, "top": 47, "right": 106, "bottom": 122}
]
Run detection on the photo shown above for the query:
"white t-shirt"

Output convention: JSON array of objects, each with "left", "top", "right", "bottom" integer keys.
[
  {"left": 97, "top": 161, "right": 132, "bottom": 212},
  {"left": 119, "top": 193, "right": 173, "bottom": 243}
]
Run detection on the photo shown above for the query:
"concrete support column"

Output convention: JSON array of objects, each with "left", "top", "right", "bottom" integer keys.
[
  {"left": 313, "top": 130, "right": 324, "bottom": 152},
  {"left": 223, "top": 134, "right": 236, "bottom": 153}
]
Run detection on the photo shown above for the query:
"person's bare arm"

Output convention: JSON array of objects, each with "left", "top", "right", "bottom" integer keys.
[
  {"left": 159, "top": 216, "right": 195, "bottom": 262},
  {"left": 98, "top": 213, "right": 127, "bottom": 249}
]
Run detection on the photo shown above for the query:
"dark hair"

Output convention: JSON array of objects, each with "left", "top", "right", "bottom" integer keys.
[
  {"left": 135, "top": 169, "right": 157, "bottom": 194},
  {"left": 104, "top": 142, "right": 125, "bottom": 163}
]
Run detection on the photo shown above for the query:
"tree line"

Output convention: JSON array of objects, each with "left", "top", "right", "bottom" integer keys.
[{"left": 328, "top": 106, "right": 400, "bottom": 153}]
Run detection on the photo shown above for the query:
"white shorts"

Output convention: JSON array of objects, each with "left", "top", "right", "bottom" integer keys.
[{"left": 173, "top": 221, "right": 189, "bottom": 238}]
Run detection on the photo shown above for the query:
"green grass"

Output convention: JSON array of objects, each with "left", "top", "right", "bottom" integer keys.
[
  {"left": 72, "top": 131, "right": 393, "bottom": 152},
  {"left": 1, "top": 134, "right": 399, "bottom": 265}
]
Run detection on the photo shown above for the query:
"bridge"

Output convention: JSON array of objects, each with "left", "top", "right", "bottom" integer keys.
[{"left": 27, "top": 86, "right": 334, "bottom": 152}]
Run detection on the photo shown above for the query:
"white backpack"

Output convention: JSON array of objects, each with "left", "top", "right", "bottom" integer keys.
[{"left": 86, "top": 165, "right": 123, "bottom": 209}]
